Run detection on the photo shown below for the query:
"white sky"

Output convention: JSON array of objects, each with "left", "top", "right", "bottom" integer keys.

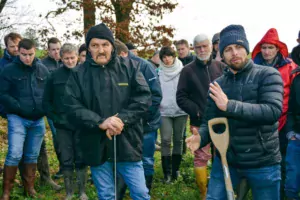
[{"left": 18, "top": 0, "right": 300, "bottom": 51}]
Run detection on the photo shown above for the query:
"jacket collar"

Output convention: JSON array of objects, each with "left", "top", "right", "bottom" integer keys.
[
  {"left": 253, "top": 52, "right": 291, "bottom": 68},
  {"left": 224, "top": 59, "right": 253, "bottom": 78}
]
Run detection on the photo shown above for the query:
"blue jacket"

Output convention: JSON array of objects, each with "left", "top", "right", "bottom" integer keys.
[
  {"left": 0, "top": 49, "right": 17, "bottom": 71},
  {"left": 0, "top": 49, "right": 17, "bottom": 117},
  {"left": 0, "top": 57, "right": 49, "bottom": 120},
  {"left": 128, "top": 51, "right": 162, "bottom": 133}
]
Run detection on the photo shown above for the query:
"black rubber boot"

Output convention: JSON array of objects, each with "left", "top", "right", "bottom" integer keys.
[
  {"left": 161, "top": 156, "right": 172, "bottom": 184},
  {"left": 172, "top": 154, "right": 182, "bottom": 180}
]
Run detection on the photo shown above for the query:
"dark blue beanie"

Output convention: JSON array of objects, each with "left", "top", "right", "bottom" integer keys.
[{"left": 219, "top": 25, "right": 249, "bottom": 56}]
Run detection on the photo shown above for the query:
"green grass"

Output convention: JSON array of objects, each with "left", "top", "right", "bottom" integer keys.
[
  {"left": 0, "top": 118, "right": 202, "bottom": 200},
  {"left": 0, "top": 117, "right": 253, "bottom": 199}
]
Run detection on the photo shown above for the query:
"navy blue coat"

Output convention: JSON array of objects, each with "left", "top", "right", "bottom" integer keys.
[
  {"left": 128, "top": 51, "right": 162, "bottom": 133},
  {"left": 0, "top": 57, "right": 49, "bottom": 120}
]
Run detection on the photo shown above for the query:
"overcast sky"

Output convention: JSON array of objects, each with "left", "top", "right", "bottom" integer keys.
[{"left": 22, "top": 0, "right": 299, "bottom": 51}]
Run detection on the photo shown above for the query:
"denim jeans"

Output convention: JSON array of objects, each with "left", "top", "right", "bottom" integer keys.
[
  {"left": 285, "top": 139, "right": 300, "bottom": 199},
  {"left": 91, "top": 161, "right": 150, "bottom": 200},
  {"left": 143, "top": 131, "right": 157, "bottom": 176},
  {"left": 206, "top": 156, "right": 281, "bottom": 200},
  {"left": 5, "top": 114, "right": 45, "bottom": 166}
]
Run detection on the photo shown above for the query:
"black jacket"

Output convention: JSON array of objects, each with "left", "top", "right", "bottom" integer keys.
[
  {"left": 286, "top": 68, "right": 300, "bottom": 133},
  {"left": 42, "top": 56, "right": 62, "bottom": 73},
  {"left": 178, "top": 53, "right": 195, "bottom": 66},
  {"left": 291, "top": 44, "right": 300, "bottom": 66},
  {"left": 43, "top": 65, "right": 77, "bottom": 130},
  {"left": 63, "top": 53, "right": 151, "bottom": 166},
  {"left": 127, "top": 51, "right": 162, "bottom": 133},
  {"left": 0, "top": 57, "right": 49, "bottom": 120},
  {"left": 176, "top": 58, "right": 225, "bottom": 126},
  {"left": 199, "top": 60, "right": 283, "bottom": 168}
]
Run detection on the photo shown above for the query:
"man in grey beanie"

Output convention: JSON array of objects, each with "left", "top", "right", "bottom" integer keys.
[{"left": 186, "top": 24, "right": 283, "bottom": 199}]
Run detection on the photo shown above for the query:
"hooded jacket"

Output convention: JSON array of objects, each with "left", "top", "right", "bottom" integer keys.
[
  {"left": 0, "top": 57, "right": 49, "bottom": 120},
  {"left": 199, "top": 60, "right": 283, "bottom": 168},
  {"left": 252, "top": 28, "right": 298, "bottom": 131},
  {"left": 63, "top": 23, "right": 151, "bottom": 166},
  {"left": 176, "top": 57, "right": 225, "bottom": 126},
  {"left": 159, "top": 58, "right": 187, "bottom": 117}
]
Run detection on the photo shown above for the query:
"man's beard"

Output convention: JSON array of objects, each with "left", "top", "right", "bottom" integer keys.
[
  {"left": 197, "top": 55, "right": 210, "bottom": 61},
  {"left": 227, "top": 58, "right": 249, "bottom": 72}
]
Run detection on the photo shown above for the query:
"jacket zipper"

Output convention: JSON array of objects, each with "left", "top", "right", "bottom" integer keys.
[{"left": 206, "top": 66, "right": 211, "bottom": 83}]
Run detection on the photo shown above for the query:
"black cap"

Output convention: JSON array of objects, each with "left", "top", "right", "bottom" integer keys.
[
  {"left": 78, "top": 43, "right": 87, "bottom": 55},
  {"left": 125, "top": 43, "right": 136, "bottom": 50},
  {"left": 85, "top": 23, "right": 114, "bottom": 48}
]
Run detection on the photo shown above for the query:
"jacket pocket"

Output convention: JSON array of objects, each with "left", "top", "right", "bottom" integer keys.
[
  {"left": 257, "top": 129, "right": 269, "bottom": 154},
  {"left": 36, "top": 76, "right": 47, "bottom": 89},
  {"left": 12, "top": 76, "right": 28, "bottom": 91}
]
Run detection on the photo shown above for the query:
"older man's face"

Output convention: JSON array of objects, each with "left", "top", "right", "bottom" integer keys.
[
  {"left": 88, "top": 38, "right": 113, "bottom": 66},
  {"left": 194, "top": 40, "right": 212, "bottom": 61}
]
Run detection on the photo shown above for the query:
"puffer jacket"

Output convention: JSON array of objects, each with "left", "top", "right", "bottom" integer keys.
[{"left": 199, "top": 60, "right": 283, "bottom": 168}]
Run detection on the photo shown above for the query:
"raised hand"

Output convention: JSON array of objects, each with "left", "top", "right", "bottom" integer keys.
[{"left": 209, "top": 82, "right": 228, "bottom": 111}]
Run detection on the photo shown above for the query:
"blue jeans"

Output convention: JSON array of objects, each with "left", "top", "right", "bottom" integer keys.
[
  {"left": 285, "top": 139, "right": 300, "bottom": 199},
  {"left": 5, "top": 114, "right": 45, "bottom": 166},
  {"left": 91, "top": 161, "right": 150, "bottom": 200},
  {"left": 143, "top": 131, "right": 157, "bottom": 176},
  {"left": 207, "top": 156, "right": 281, "bottom": 200}
]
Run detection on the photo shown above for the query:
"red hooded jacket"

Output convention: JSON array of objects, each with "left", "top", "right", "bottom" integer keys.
[{"left": 252, "top": 28, "right": 298, "bottom": 131}]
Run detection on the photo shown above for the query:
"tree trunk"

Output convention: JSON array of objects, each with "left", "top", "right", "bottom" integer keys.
[
  {"left": 83, "top": 0, "right": 96, "bottom": 36},
  {"left": 0, "top": 0, "right": 7, "bottom": 14},
  {"left": 111, "top": 0, "right": 133, "bottom": 43}
]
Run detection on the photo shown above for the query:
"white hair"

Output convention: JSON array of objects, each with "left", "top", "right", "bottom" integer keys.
[{"left": 193, "top": 34, "right": 211, "bottom": 47}]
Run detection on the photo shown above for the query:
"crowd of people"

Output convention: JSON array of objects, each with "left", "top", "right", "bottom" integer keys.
[{"left": 0, "top": 23, "right": 299, "bottom": 200}]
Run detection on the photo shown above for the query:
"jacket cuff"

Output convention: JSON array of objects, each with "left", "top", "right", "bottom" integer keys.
[{"left": 226, "top": 100, "right": 236, "bottom": 114}]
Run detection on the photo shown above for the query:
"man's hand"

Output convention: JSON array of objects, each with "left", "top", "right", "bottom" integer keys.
[
  {"left": 186, "top": 127, "right": 201, "bottom": 154},
  {"left": 99, "top": 114, "right": 124, "bottom": 139},
  {"left": 209, "top": 82, "right": 228, "bottom": 111}
]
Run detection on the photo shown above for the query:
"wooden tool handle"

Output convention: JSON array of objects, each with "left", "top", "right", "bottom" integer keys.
[
  {"left": 221, "top": 156, "right": 235, "bottom": 200},
  {"left": 208, "top": 117, "right": 229, "bottom": 129}
]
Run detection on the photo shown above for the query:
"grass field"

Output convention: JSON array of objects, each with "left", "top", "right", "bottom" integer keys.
[{"left": 0, "top": 117, "right": 253, "bottom": 200}]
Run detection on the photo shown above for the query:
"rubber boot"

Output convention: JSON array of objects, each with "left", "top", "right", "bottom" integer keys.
[
  {"left": 63, "top": 170, "right": 74, "bottom": 200},
  {"left": 182, "top": 135, "right": 187, "bottom": 155},
  {"left": 145, "top": 175, "right": 153, "bottom": 194},
  {"left": 194, "top": 166, "right": 208, "bottom": 199},
  {"left": 172, "top": 154, "right": 182, "bottom": 180},
  {"left": 38, "top": 141, "right": 62, "bottom": 191},
  {"left": 161, "top": 156, "right": 171, "bottom": 184},
  {"left": 23, "top": 163, "right": 37, "bottom": 198},
  {"left": 76, "top": 168, "right": 88, "bottom": 200},
  {"left": 0, "top": 165, "right": 18, "bottom": 200},
  {"left": 236, "top": 178, "right": 249, "bottom": 200}
]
